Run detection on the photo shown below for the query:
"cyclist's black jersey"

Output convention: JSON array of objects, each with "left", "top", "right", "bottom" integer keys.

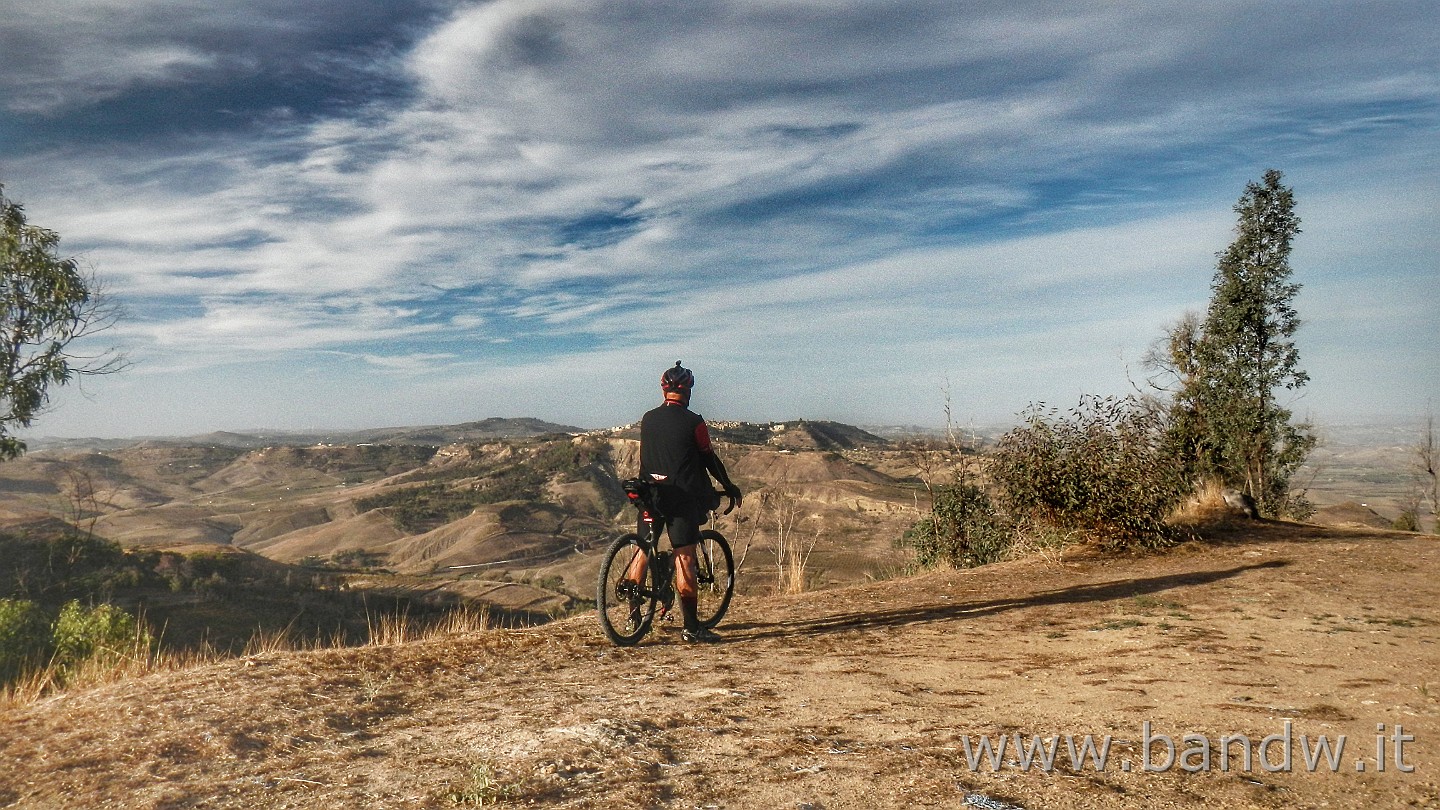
[{"left": 639, "top": 403, "right": 717, "bottom": 506}]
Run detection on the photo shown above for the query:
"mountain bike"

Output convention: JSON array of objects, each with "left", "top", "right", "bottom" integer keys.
[{"left": 596, "top": 477, "right": 736, "bottom": 646}]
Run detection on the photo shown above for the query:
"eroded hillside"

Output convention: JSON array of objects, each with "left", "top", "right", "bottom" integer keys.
[{"left": 0, "top": 422, "right": 931, "bottom": 625}]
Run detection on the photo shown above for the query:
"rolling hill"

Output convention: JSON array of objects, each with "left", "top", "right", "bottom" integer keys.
[
  {"left": 2, "top": 414, "right": 1426, "bottom": 656},
  {"left": 0, "top": 420, "right": 927, "bottom": 642}
]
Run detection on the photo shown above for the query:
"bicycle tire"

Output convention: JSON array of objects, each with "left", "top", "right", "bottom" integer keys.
[
  {"left": 693, "top": 529, "right": 735, "bottom": 629},
  {"left": 597, "top": 533, "right": 657, "bottom": 646}
]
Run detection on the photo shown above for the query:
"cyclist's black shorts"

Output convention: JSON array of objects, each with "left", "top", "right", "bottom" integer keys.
[{"left": 640, "top": 485, "right": 708, "bottom": 549}]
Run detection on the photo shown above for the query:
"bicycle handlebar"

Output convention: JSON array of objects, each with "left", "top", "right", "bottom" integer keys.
[{"left": 623, "top": 477, "right": 739, "bottom": 516}]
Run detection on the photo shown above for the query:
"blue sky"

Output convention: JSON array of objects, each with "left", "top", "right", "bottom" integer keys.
[{"left": 2, "top": 0, "right": 1436, "bottom": 438}]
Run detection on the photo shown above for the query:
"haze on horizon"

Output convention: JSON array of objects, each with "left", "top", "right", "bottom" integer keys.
[{"left": 2, "top": 1, "right": 1436, "bottom": 440}]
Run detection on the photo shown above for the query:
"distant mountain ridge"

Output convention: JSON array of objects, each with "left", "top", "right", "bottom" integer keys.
[
  {"left": 24, "top": 414, "right": 1420, "bottom": 455},
  {"left": 26, "top": 417, "right": 587, "bottom": 452},
  {"left": 25, "top": 417, "right": 907, "bottom": 453}
]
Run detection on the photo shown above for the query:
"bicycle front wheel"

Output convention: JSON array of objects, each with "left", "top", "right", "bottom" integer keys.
[
  {"left": 693, "top": 529, "right": 735, "bottom": 629},
  {"left": 597, "top": 533, "right": 656, "bottom": 646}
]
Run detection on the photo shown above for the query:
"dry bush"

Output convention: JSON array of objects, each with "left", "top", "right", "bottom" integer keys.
[
  {"left": 777, "top": 527, "right": 821, "bottom": 596},
  {"left": 760, "top": 488, "right": 819, "bottom": 595},
  {"left": 1168, "top": 479, "right": 1265, "bottom": 531}
]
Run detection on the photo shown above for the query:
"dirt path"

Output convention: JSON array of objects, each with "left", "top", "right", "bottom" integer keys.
[{"left": 3, "top": 522, "right": 1439, "bottom": 809}]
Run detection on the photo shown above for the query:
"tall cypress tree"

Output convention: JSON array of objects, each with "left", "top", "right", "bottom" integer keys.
[{"left": 1182, "top": 169, "right": 1315, "bottom": 517}]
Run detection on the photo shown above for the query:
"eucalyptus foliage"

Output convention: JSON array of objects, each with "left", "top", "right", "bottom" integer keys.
[
  {"left": 988, "top": 395, "right": 1186, "bottom": 548},
  {"left": 0, "top": 598, "right": 49, "bottom": 684},
  {"left": 0, "top": 184, "right": 124, "bottom": 460}
]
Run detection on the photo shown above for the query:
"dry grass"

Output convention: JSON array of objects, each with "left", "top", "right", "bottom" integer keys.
[
  {"left": 2, "top": 628, "right": 213, "bottom": 708},
  {"left": 1005, "top": 524, "right": 1080, "bottom": 565},
  {"left": 1168, "top": 479, "right": 1241, "bottom": 528},
  {"left": 775, "top": 527, "right": 820, "bottom": 595},
  {"left": 1, "top": 604, "right": 495, "bottom": 710},
  {"left": 365, "top": 604, "right": 493, "bottom": 647}
]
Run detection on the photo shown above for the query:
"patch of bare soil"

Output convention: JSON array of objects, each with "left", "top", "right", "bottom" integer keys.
[
  {"left": 1310, "top": 501, "right": 1395, "bottom": 530},
  {"left": 2, "top": 522, "right": 1438, "bottom": 809}
]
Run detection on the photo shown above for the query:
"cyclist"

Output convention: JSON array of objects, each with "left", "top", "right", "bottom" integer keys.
[{"left": 627, "top": 361, "right": 742, "bottom": 643}]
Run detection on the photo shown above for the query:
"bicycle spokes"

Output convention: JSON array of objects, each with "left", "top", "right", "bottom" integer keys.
[
  {"left": 598, "top": 534, "right": 658, "bottom": 646},
  {"left": 598, "top": 524, "right": 736, "bottom": 645}
]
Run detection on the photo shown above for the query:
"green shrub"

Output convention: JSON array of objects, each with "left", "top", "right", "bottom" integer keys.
[
  {"left": 330, "top": 548, "right": 388, "bottom": 570},
  {"left": 0, "top": 599, "right": 49, "bottom": 685},
  {"left": 532, "top": 575, "right": 566, "bottom": 593},
  {"left": 50, "top": 600, "right": 149, "bottom": 679},
  {"left": 988, "top": 395, "right": 1186, "bottom": 550},
  {"left": 1392, "top": 510, "right": 1421, "bottom": 532},
  {"left": 0, "top": 531, "right": 135, "bottom": 600},
  {"left": 903, "top": 481, "right": 1013, "bottom": 569}
]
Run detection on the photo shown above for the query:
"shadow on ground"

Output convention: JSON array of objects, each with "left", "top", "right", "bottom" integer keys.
[{"left": 726, "top": 560, "right": 1289, "bottom": 640}]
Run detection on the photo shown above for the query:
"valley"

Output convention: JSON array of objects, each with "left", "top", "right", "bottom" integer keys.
[
  {"left": 0, "top": 415, "right": 1427, "bottom": 654},
  {"left": 0, "top": 419, "right": 931, "bottom": 647}
]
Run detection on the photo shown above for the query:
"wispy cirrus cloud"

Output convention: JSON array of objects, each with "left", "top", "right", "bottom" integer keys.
[{"left": 1, "top": 0, "right": 444, "bottom": 117}]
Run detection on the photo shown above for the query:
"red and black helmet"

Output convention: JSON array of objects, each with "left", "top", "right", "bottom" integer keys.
[{"left": 661, "top": 360, "right": 694, "bottom": 391}]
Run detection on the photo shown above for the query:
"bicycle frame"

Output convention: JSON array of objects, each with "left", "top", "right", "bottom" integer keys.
[
  {"left": 598, "top": 477, "right": 736, "bottom": 645},
  {"left": 622, "top": 478, "right": 676, "bottom": 615},
  {"left": 620, "top": 477, "right": 727, "bottom": 609}
]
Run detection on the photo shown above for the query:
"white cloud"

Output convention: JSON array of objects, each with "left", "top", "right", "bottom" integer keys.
[
  {"left": 4, "top": 6, "right": 211, "bottom": 112},
  {"left": 351, "top": 351, "right": 460, "bottom": 373},
  {"left": 110, "top": 296, "right": 449, "bottom": 371},
  {"left": 6, "top": 1, "right": 1438, "bottom": 436}
]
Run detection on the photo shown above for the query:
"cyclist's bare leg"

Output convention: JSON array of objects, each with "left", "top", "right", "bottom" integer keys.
[
  {"left": 620, "top": 545, "right": 650, "bottom": 631},
  {"left": 623, "top": 549, "right": 648, "bottom": 584},
  {"left": 673, "top": 543, "right": 720, "bottom": 642},
  {"left": 674, "top": 544, "right": 698, "bottom": 599}
]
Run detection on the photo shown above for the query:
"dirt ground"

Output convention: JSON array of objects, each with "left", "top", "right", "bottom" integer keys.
[{"left": 2, "top": 521, "right": 1438, "bottom": 809}]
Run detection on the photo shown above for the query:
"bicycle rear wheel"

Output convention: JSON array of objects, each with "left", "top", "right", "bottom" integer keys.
[
  {"left": 597, "top": 533, "right": 656, "bottom": 646},
  {"left": 693, "top": 529, "right": 735, "bottom": 629}
]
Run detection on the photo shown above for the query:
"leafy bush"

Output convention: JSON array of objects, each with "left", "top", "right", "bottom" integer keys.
[
  {"left": 903, "top": 481, "right": 1013, "bottom": 569},
  {"left": 0, "top": 599, "right": 49, "bottom": 684},
  {"left": 1393, "top": 510, "right": 1421, "bottom": 533},
  {"left": 298, "top": 549, "right": 390, "bottom": 571},
  {"left": 1, "top": 531, "right": 283, "bottom": 605},
  {"left": 1, "top": 599, "right": 150, "bottom": 688},
  {"left": 0, "top": 531, "right": 137, "bottom": 600},
  {"left": 50, "top": 600, "right": 149, "bottom": 679},
  {"left": 988, "top": 395, "right": 1186, "bottom": 549}
]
